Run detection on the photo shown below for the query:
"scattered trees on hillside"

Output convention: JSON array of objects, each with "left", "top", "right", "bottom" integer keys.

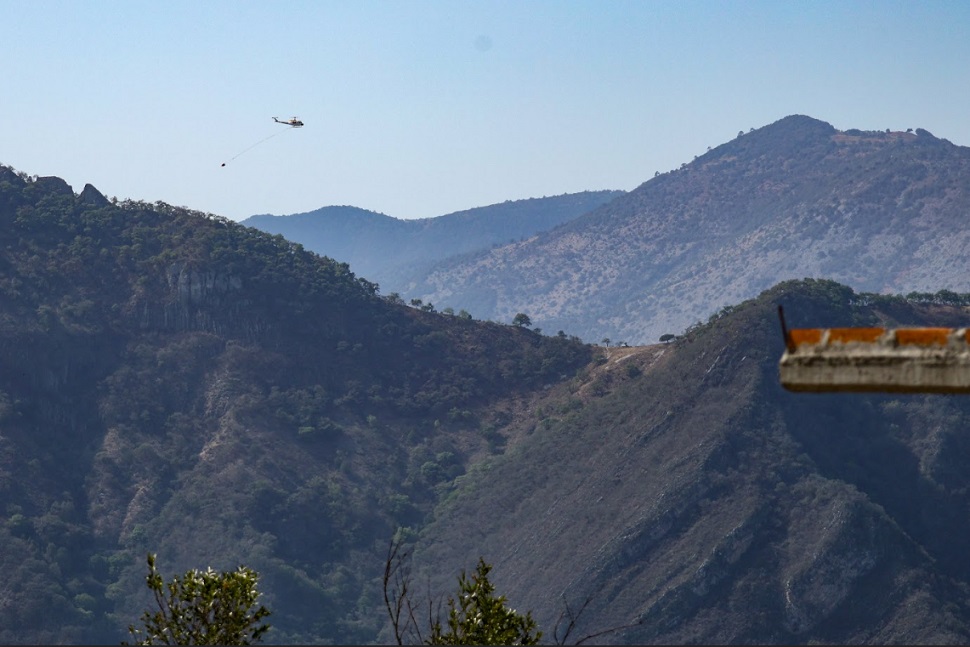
[
  {"left": 903, "top": 289, "right": 970, "bottom": 306},
  {"left": 125, "top": 554, "right": 271, "bottom": 645}
]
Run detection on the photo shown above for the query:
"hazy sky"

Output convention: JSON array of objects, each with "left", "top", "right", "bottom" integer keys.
[{"left": 4, "top": 1, "right": 969, "bottom": 221}]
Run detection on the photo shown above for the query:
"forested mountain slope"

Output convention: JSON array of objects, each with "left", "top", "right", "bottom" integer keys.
[
  {"left": 0, "top": 167, "right": 592, "bottom": 644},
  {"left": 5, "top": 159, "right": 970, "bottom": 646},
  {"left": 411, "top": 115, "right": 970, "bottom": 344},
  {"left": 414, "top": 279, "right": 970, "bottom": 644},
  {"left": 241, "top": 190, "right": 623, "bottom": 298}
]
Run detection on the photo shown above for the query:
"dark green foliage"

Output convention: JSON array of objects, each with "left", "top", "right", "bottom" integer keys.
[
  {"left": 429, "top": 558, "right": 541, "bottom": 645},
  {"left": 126, "top": 554, "right": 270, "bottom": 645},
  {"left": 0, "top": 167, "right": 593, "bottom": 644},
  {"left": 382, "top": 539, "right": 542, "bottom": 646}
]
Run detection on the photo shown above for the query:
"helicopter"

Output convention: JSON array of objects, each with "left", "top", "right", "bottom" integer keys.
[{"left": 221, "top": 117, "right": 305, "bottom": 166}]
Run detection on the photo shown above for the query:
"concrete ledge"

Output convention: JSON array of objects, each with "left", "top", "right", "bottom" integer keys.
[{"left": 780, "top": 328, "right": 970, "bottom": 393}]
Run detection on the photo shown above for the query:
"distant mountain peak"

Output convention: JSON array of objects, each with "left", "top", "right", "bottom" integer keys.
[
  {"left": 736, "top": 114, "right": 838, "bottom": 147},
  {"left": 408, "top": 115, "right": 970, "bottom": 344},
  {"left": 772, "top": 114, "right": 835, "bottom": 129}
]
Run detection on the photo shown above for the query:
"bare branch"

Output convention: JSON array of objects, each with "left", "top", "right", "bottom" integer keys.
[
  {"left": 553, "top": 589, "right": 643, "bottom": 645},
  {"left": 553, "top": 593, "right": 594, "bottom": 645},
  {"left": 383, "top": 535, "right": 415, "bottom": 645},
  {"left": 573, "top": 618, "right": 643, "bottom": 646}
]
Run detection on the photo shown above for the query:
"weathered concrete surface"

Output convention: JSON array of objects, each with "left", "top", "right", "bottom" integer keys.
[{"left": 780, "top": 328, "right": 970, "bottom": 393}]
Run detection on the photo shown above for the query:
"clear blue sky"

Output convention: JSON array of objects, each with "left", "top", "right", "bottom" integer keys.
[{"left": 4, "top": 0, "right": 969, "bottom": 221}]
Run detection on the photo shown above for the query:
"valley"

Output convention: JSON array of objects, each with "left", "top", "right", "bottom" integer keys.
[{"left": 2, "top": 115, "right": 970, "bottom": 644}]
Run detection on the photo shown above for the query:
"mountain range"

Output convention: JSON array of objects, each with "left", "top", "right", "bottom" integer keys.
[
  {"left": 3, "top": 113, "right": 970, "bottom": 645},
  {"left": 245, "top": 115, "right": 970, "bottom": 345},
  {"left": 240, "top": 191, "right": 622, "bottom": 301}
]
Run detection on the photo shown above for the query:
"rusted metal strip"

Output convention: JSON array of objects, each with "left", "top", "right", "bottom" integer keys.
[{"left": 779, "top": 327, "right": 970, "bottom": 393}]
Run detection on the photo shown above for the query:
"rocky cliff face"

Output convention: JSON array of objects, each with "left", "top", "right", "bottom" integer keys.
[
  {"left": 77, "top": 183, "right": 110, "bottom": 207},
  {"left": 134, "top": 262, "right": 254, "bottom": 335}
]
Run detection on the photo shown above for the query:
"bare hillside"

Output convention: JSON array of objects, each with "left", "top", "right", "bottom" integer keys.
[{"left": 412, "top": 116, "right": 970, "bottom": 344}]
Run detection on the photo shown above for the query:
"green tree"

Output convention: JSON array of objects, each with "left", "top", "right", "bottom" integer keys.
[
  {"left": 659, "top": 333, "right": 675, "bottom": 343},
  {"left": 512, "top": 313, "right": 532, "bottom": 328},
  {"left": 429, "top": 558, "right": 541, "bottom": 646},
  {"left": 383, "top": 536, "right": 638, "bottom": 645},
  {"left": 126, "top": 553, "right": 271, "bottom": 645}
]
